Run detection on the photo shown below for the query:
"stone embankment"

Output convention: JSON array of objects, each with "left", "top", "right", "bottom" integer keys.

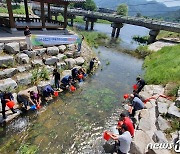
[
  {"left": 130, "top": 85, "right": 180, "bottom": 154},
  {"left": 0, "top": 40, "right": 94, "bottom": 123}
]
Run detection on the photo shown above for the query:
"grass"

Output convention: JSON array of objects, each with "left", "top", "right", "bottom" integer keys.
[
  {"left": 68, "top": 27, "right": 109, "bottom": 48},
  {"left": 0, "top": 5, "right": 33, "bottom": 15},
  {"left": 143, "top": 44, "right": 180, "bottom": 85},
  {"left": 157, "top": 31, "right": 180, "bottom": 39},
  {"left": 165, "top": 118, "right": 180, "bottom": 134},
  {"left": 31, "top": 67, "right": 50, "bottom": 85}
]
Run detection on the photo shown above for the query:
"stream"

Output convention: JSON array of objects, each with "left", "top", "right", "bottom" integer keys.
[{"left": 0, "top": 23, "right": 149, "bottom": 153}]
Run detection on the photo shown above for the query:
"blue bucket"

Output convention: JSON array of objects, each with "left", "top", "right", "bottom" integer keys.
[{"left": 30, "top": 105, "right": 37, "bottom": 110}]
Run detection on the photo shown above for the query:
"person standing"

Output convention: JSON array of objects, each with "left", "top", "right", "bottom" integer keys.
[
  {"left": 0, "top": 91, "right": 17, "bottom": 119},
  {"left": 77, "top": 35, "right": 84, "bottom": 52},
  {"left": 108, "top": 124, "right": 132, "bottom": 154},
  {"left": 53, "top": 69, "right": 61, "bottom": 90},
  {"left": 89, "top": 58, "right": 96, "bottom": 73},
  {"left": 24, "top": 26, "right": 33, "bottom": 51},
  {"left": 136, "top": 77, "right": 146, "bottom": 93}
]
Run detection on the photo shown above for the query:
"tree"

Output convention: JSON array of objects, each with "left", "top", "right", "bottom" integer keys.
[
  {"left": 84, "top": 0, "right": 97, "bottom": 11},
  {"left": 73, "top": 0, "right": 97, "bottom": 11},
  {"left": 117, "top": 4, "right": 128, "bottom": 16},
  {"left": 136, "top": 12, "right": 142, "bottom": 17}
]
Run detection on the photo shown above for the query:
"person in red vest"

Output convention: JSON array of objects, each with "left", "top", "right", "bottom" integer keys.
[{"left": 117, "top": 113, "right": 134, "bottom": 137}]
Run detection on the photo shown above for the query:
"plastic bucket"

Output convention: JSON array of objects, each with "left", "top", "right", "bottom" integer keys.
[
  {"left": 6, "top": 101, "right": 15, "bottom": 109},
  {"left": 78, "top": 74, "right": 83, "bottom": 79},
  {"left": 54, "top": 91, "right": 59, "bottom": 97},
  {"left": 103, "top": 131, "right": 111, "bottom": 141},
  {"left": 30, "top": 105, "right": 37, "bottom": 110},
  {"left": 123, "top": 94, "right": 129, "bottom": 99},
  {"left": 133, "top": 84, "right": 138, "bottom": 90},
  {"left": 36, "top": 104, "right": 41, "bottom": 110},
  {"left": 70, "top": 85, "right": 76, "bottom": 92}
]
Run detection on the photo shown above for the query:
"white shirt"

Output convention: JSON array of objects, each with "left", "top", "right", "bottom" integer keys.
[{"left": 118, "top": 131, "right": 132, "bottom": 153}]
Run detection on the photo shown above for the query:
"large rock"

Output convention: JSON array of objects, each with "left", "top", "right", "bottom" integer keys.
[
  {"left": 16, "top": 73, "right": 32, "bottom": 85},
  {"left": 4, "top": 42, "right": 19, "bottom": 54},
  {"left": 139, "top": 109, "right": 150, "bottom": 119},
  {"left": 156, "top": 116, "right": 170, "bottom": 131},
  {"left": 138, "top": 117, "right": 152, "bottom": 131},
  {"left": 130, "top": 130, "right": 151, "bottom": 154},
  {"left": 57, "top": 62, "right": 67, "bottom": 70},
  {"left": 19, "top": 41, "right": 27, "bottom": 50},
  {"left": 139, "top": 91, "right": 152, "bottom": 101},
  {"left": 45, "top": 56, "right": 58, "bottom": 65},
  {"left": 152, "top": 131, "right": 168, "bottom": 143},
  {"left": 157, "top": 102, "right": 169, "bottom": 115},
  {"left": 58, "top": 45, "right": 66, "bottom": 53},
  {"left": 65, "top": 51, "right": 74, "bottom": 58},
  {"left": 47, "top": 46, "right": 59, "bottom": 56},
  {"left": 75, "top": 57, "right": 85, "bottom": 65},
  {"left": 62, "top": 70, "right": 71, "bottom": 78},
  {"left": 16, "top": 53, "right": 29, "bottom": 64},
  {"left": 65, "top": 58, "right": 76, "bottom": 69},
  {"left": 0, "top": 78, "right": 17, "bottom": 91},
  {"left": 24, "top": 50, "right": 37, "bottom": 58},
  {"left": 0, "top": 56, "right": 14, "bottom": 68},
  {"left": 57, "top": 54, "right": 66, "bottom": 61},
  {"left": 143, "top": 85, "right": 164, "bottom": 96},
  {"left": 31, "top": 59, "right": 44, "bottom": 67},
  {"left": 168, "top": 103, "right": 180, "bottom": 118},
  {"left": 0, "top": 68, "right": 18, "bottom": 79},
  {"left": 34, "top": 48, "right": 46, "bottom": 56},
  {"left": 67, "top": 44, "right": 76, "bottom": 51},
  {"left": 17, "top": 65, "right": 31, "bottom": 73}
]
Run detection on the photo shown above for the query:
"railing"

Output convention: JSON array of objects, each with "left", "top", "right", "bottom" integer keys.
[
  {"left": 0, "top": 17, "right": 10, "bottom": 27},
  {"left": 45, "top": 18, "right": 64, "bottom": 26}
]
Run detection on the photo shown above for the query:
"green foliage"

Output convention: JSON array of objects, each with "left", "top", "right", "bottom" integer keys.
[
  {"left": 132, "top": 35, "right": 149, "bottom": 44},
  {"left": 117, "top": 4, "right": 128, "bottom": 16},
  {"left": 143, "top": 45, "right": 180, "bottom": 84},
  {"left": 72, "top": 0, "right": 97, "bottom": 11},
  {"left": 0, "top": 5, "right": 31, "bottom": 15},
  {"left": 168, "top": 85, "right": 180, "bottom": 97},
  {"left": 77, "top": 30, "right": 108, "bottom": 48},
  {"left": 31, "top": 67, "right": 50, "bottom": 85},
  {"left": 157, "top": 31, "right": 180, "bottom": 39},
  {"left": 19, "top": 143, "right": 38, "bottom": 154},
  {"left": 165, "top": 118, "right": 180, "bottom": 134}
]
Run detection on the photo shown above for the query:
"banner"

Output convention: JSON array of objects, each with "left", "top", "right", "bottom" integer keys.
[{"left": 31, "top": 35, "right": 80, "bottom": 46}]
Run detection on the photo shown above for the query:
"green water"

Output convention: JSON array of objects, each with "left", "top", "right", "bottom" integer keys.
[{"left": 0, "top": 46, "right": 144, "bottom": 153}]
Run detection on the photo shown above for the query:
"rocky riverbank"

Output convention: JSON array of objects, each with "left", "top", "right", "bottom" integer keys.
[{"left": 0, "top": 38, "right": 95, "bottom": 123}]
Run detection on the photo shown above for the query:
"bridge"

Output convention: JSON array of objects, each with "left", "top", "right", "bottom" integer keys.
[{"left": 33, "top": 6, "right": 180, "bottom": 43}]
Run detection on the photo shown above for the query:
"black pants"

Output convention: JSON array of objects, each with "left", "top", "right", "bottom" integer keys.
[
  {"left": 117, "top": 150, "right": 126, "bottom": 154},
  {"left": 1, "top": 101, "right": 16, "bottom": 119}
]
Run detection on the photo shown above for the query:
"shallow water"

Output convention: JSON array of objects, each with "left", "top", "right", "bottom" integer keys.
[{"left": 0, "top": 24, "right": 147, "bottom": 153}]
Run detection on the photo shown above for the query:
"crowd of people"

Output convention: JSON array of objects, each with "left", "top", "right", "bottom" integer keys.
[
  {"left": 105, "top": 77, "right": 146, "bottom": 154},
  {"left": 0, "top": 57, "right": 99, "bottom": 119}
]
